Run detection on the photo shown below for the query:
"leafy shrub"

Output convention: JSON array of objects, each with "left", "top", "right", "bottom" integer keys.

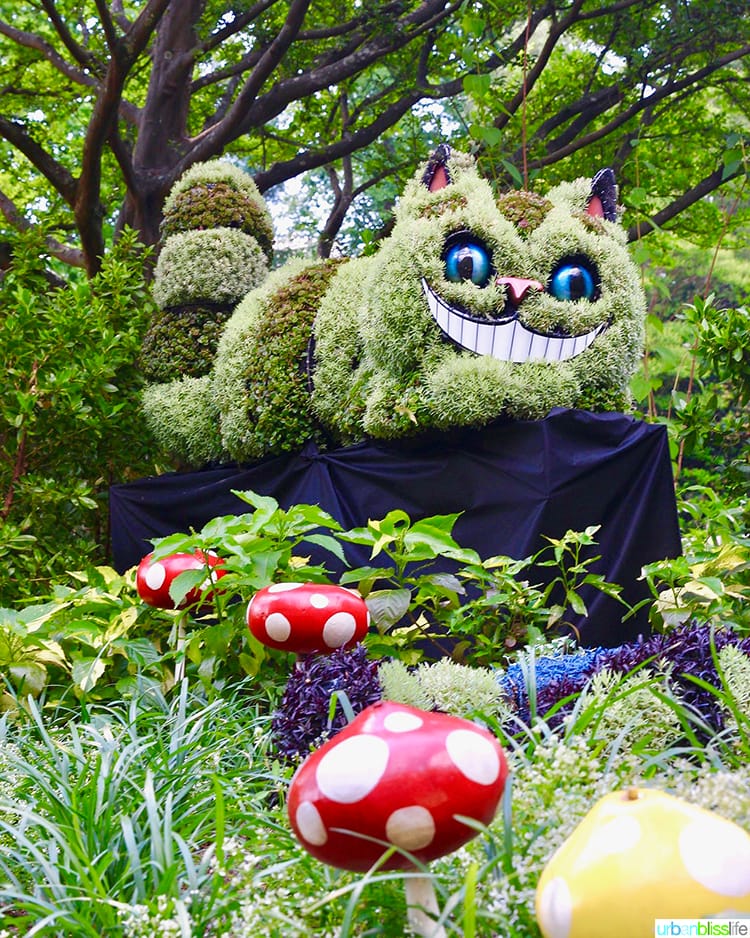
[
  {"left": 633, "top": 292, "right": 749, "bottom": 497},
  {"left": 636, "top": 483, "right": 749, "bottom": 641},
  {"left": 0, "top": 228, "right": 162, "bottom": 605},
  {"left": 0, "top": 686, "right": 280, "bottom": 936}
]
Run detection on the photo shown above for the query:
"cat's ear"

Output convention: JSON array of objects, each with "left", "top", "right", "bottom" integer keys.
[
  {"left": 587, "top": 168, "right": 618, "bottom": 222},
  {"left": 422, "top": 143, "right": 452, "bottom": 191}
]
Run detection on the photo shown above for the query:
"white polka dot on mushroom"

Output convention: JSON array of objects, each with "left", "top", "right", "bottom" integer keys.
[
  {"left": 679, "top": 818, "right": 750, "bottom": 897},
  {"left": 268, "top": 582, "right": 305, "bottom": 593},
  {"left": 145, "top": 562, "right": 167, "bottom": 590},
  {"left": 383, "top": 711, "right": 424, "bottom": 733},
  {"left": 572, "top": 815, "right": 642, "bottom": 872},
  {"left": 265, "top": 612, "right": 292, "bottom": 642},
  {"left": 316, "top": 735, "right": 389, "bottom": 803},
  {"left": 386, "top": 805, "right": 435, "bottom": 851},
  {"left": 322, "top": 611, "right": 357, "bottom": 648},
  {"left": 309, "top": 593, "right": 329, "bottom": 609},
  {"left": 295, "top": 801, "right": 328, "bottom": 846},
  {"left": 536, "top": 876, "right": 573, "bottom": 938},
  {"left": 445, "top": 729, "right": 500, "bottom": 786}
]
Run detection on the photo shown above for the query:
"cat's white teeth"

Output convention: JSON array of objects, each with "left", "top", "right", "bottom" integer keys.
[{"left": 422, "top": 279, "right": 606, "bottom": 363}]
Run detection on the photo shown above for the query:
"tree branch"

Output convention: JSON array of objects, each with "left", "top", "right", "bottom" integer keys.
[
  {"left": 0, "top": 187, "right": 84, "bottom": 269},
  {"left": 0, "top": 116, "right": 78, "bottom": 202},
  {"left": 253, "top": 89, "right": 423, "bottom": 191},
  {"left": 191, "top": 0, "right": 460, "bottom": 159},
  {"left": 529, "top": 43, "right": 750, "bottom": 171},
  {"left": 627, "top": 162, "right": 748, "bottom": 241},
  {"left": 0, "top": 17, "right": 96, "bottom": 86},
  {"left": 40, "top": 0, "right": 103, "bottom": 71},
  {"left": 76, "top": 0, "right": 171, "bottom": 272}
]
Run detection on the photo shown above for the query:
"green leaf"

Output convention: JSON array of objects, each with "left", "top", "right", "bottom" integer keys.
[
  {"left": 169, "top": 568, "right": 208, "bottom": 608},
  {"left": 303, "top": 533, "right": 349, "bottom": 565},
  {"left": 103, "top": 606, "right": 139, "bottom": 643},
  {"left": 461, "top": 13, "right": 485, "bottom": 37},
  {"left": 627, "top": 187, "right": 648, "bottom": 207},
  {"left": 8, "top": 661, "right": 47, "bottom": 696},
  {"left": 464, "top": 73, "right": 492, "bottom": 98},
  {"left": 567, "top": 590, "right": 588, "bottom": 616},
  {"left": 500, "top": 159, "right": 524, "bottom": 188},
  {"left": 474, "top": 124, "right": 503, "bottom": 146},
  {"left": 71, "top": 656, "right": 106, "bottom": 693},
  {"left": 111, "top": 637, "right": 161, "bottom": 667},
  {"left": 365, "top": 588, "right": 412, "bottom": 633},
  {"left": 201, "top": 621, "right": 234, "bottom": 657},
  {"left": 231, "top": 490, "right": 280, "bottom": 514}
]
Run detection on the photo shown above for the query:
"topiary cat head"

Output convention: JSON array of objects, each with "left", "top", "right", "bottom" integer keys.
[
  {"left": 142, "top": 145, "right": 647, "bottom": 466},
  {"left": 312, "top": 144, "right": 646, "bottom": 441}
]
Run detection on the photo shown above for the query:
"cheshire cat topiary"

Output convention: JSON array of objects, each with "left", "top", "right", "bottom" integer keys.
[{"left": 141, "top": 145, "right": 646, "bottom": 467}]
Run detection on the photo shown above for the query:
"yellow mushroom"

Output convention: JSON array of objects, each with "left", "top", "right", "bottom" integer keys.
[{"left": 536, "top": 787, "right": 750, "bottom": 938}]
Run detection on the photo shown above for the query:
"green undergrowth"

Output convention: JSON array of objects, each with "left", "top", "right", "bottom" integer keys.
[{"left": 0, "top": 662, "right": 749, "bottom": 936}]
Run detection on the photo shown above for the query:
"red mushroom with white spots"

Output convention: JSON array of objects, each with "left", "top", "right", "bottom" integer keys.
[
  {"left": 287, "top": 700, "right": 508, "bottom": 936},
  {"left": 136, "top": 549, "right": 226, "bottom": 681},
  {"left": 246, "top": 582, "right": 370, "bottom": 655},
  {"left": 136, "top": 549, "right": 226, "bottom": 610}
]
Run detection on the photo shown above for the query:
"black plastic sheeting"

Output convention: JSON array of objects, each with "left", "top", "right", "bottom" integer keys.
[{"left": 109, "top": 409, "right": 681, "bottom": 648}]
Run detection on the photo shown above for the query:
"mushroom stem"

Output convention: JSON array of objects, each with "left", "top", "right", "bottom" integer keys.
[
  {"left": 405, "top": 873, "right": 446, "bottom": 938},
  {"left": 174, "top": 610, "right": 188, "bottom": 684}
]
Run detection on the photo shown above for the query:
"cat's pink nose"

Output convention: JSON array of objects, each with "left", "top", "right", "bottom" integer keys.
[{"left": 497, "top": 276, "right": 544, "bottom": 304}]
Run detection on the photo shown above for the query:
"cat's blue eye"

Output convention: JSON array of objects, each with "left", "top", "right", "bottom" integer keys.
[
  {"left": 444, "top": 239, "right": 492, "bottom": 287},
  {"left": 549, "top": 261, "right": 597, "bottom": 302}
]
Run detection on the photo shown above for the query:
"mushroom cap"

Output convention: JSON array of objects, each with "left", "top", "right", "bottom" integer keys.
[
  {"left": 287, "top": 700, "right": 508, "bottom": 871},
  {"left": 246, "top": 582, "right": 369, "bottom": 654},
  {"left": 536, "top": 787, "right": 750, "bottom": 938},
  {"left": 136, "top": 549, "right": 225, "bottom": 610}
]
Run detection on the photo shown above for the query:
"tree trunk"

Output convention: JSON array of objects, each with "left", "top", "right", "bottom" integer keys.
[{"left": 117, "top": 1, "right": 203, "bottom": 248}]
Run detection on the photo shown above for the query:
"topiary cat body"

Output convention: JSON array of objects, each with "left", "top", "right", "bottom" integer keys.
[{"left": 142, "top": 146, "right": 645, "bottom": 466}]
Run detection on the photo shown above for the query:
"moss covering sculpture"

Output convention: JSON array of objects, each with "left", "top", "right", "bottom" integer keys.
[
  {"left": 141, "top": 145, "right": 646, "bottom": 467},
  {"left": 140, "top": 160, "right": 273, "bottom": 465}
]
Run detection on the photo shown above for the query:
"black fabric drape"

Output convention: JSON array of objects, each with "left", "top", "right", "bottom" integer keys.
[{"left": 110, "top": 409, "right": 681, "bottom": 647}]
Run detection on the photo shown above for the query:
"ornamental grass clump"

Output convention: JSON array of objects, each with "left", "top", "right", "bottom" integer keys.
[
  {"left": 571, "top": 667, "right": 683, "bottom": 751},
  {"left": 379, "top": 657, "right": 513, "bottom": 720},
  {"left": 508, "top": 623, "right": 750, "bottom": 735},
  {"left": 0, "top": 682, "right": 286, "bottom": 937}
]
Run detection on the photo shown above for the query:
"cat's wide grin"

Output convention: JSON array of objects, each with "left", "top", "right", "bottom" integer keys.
[{"left": 422, "top": 278, "right": 608, "bottom": 363}]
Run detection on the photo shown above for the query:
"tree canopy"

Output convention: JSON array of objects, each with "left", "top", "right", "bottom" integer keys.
[{"left": 0, "top": 0, "right": 748, "bottom": 274}]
